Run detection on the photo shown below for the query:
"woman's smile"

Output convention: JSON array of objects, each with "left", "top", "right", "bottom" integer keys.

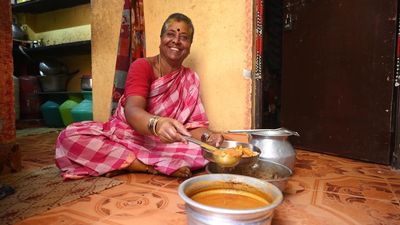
[{"left": 160, "top": 21, "right": 192, "bottom": 66}]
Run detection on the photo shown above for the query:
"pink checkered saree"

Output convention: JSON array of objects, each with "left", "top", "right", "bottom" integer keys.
[{"left": 55, "top": 66, "right": 209, "bottom": 179}]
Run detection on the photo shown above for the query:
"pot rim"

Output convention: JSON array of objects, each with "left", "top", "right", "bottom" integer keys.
[
  {"left": 205, "top": 159, "right": 293, "bottom": 182},
  {"left": 228, "top": 128, "right": 300, "bottom": 137},
  {"left": 178, "top": 174, "right": 283, "bottom": 215},
  {"left": 250, "top": 131, "right": 293, "bottom": 137}
]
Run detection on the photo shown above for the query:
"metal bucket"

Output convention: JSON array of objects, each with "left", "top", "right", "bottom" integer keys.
[
  {"left": 38, "top": 74, "right": 71, "bottom": 92},
  {"left": 178, "top": 174, "right": 283, "bottom": 225},
  {"left": 228, "top": 128, "right": 299, "bottom": 170}
]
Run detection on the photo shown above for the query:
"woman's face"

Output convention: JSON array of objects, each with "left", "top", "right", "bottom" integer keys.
[{"left": 160, "top": 20, "right": 192, "bottom": 65}]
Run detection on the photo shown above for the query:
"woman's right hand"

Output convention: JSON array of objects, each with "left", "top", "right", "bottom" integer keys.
[{"left": 155, "top": 117, "right": 191, "bottom": 143}]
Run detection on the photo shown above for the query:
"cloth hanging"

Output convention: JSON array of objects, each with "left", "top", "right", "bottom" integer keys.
[
  {"left": 255, "top": 0, "right": 263, "bottom": 80},
  {"left": 111, "top": 0, "right": 145, "bottom": 115}
]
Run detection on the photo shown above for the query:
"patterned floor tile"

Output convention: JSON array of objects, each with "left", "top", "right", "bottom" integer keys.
[
  {"left": 96, "top": 208, "right": 187, "bottom": 225},
  {"left": 275, "top": 188, "right": 400, "bottom": 225},
  {"left": 294, "top": 150, "right": 384, "bottom": 179},
  {"left": 274, "top": 186, "right": 352, "bottom": 225},
  {"left": 388, "top": 181, "right": 400, "bottom": 207},
  {"left": 314, "top": 176, "right": 397, "bottom": 202},
  {"left": 96, "top": 182, "right": 185, "bottom": 211},
  {"left": 113, "top": 172, "right": 178, "bottom": 187},
  {"left": 311, "top": 192, "right": 400, "bottom": 225},
  {"left": 285, "top": 176, "right": 318, "bottom": 194},
  {"left": 14, "top": 195, "right": 106, "bottom": 225},
  {"left": 9, "top": 130, "right": 400, "bottom": 225},
  {"left": 14, "top": 209, "right": 101, "bottom": 225},
  {"left": 16, "top": 185, "right": 187, "bottom": 225},
  {"left": 92, "top": 183, "right": 186, "bottom": 224}
]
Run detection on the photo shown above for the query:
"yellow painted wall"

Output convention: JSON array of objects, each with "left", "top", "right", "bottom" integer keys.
[
  {"left": 144, "top": 0, "right": 253, "bottom": 131},
  {"left": 91, "top": 0, "right": 253, "bottom": 131},
  {"left": 19, "top": 4, "right": 91, "bottom": 45}
]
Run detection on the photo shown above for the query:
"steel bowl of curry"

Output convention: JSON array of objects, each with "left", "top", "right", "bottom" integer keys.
[{"left": 178, "top": 174, "right": 283, "bottom": 225}]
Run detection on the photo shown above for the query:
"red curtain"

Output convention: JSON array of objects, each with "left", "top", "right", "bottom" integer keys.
[{"left": 110, "top": 0, "right": 145, "bottom": 115}]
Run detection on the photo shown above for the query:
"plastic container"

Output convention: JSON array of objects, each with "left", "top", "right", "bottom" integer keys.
[
  {"left": 71, "top": 91, "right": 93, "bottom": 122},
  {"left": 59, "top": 94, "right": 82, "bottom": 126},
  {"left": 81, "top": 74, "right": 92, "bottom": 91},
  {"left": 40, "top": 100, "right": 64, "bottom": 127}
]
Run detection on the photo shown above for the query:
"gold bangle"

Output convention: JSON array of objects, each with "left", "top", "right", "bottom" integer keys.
[
  {"left": 147, "top": 116, "right": 154, "bottom": 133},
  {"left": 147, "top": 115, "right": 159, "bottom": 136},
  {"left": 152, "top": 116, "right": 161, "bottom": 136}
]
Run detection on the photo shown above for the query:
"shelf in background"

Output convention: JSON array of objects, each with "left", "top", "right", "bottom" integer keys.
[
  {"left": 12, "top": 0, "right": 90, "bottom": 14},
  {"left": 23, "top": 40, "right": 91, "bottom": 57},
  {"left": 37, "top": 91, "right": 91, "bottom": 95}
]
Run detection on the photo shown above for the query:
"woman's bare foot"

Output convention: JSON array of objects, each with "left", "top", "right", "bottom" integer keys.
[
  {"left": 172, "top": 166, "right": 192, "bottom": 178},
  {"left": 127, "top": 159, "right": 158, "bottom": 175},
  {"left": 104, "top": 170, "right": 126, "bottom": 178}
]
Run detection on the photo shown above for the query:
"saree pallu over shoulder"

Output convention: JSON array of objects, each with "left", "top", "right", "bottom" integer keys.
[
  {"left": 55, "top": 66, "right": 209, "bottom": 179},
  {"left": 147, "top": 66, "right": 209, "bottom": 128}
]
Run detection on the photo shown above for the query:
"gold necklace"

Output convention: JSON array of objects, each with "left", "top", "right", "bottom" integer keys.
[{"left": 158, "top": 54, "right": 163, "bottom": 77}]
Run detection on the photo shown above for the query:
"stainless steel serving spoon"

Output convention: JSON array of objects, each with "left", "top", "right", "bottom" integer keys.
[
  {"left": 183, "top": 136, "right": 242, "bottom": 168},
  {"left": 227, "top": 127, "right": 300, "bottom": 136}
]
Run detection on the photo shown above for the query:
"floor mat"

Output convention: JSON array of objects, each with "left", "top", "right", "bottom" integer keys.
[
  {"left": 0, "top": 164, "right": 124, "bottom": 225},
  {"left": 16, "top": 127, "right": 63, "bottom": 137}
]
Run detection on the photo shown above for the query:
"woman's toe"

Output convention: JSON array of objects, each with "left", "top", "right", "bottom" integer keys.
[{"left": 172, "top": 167, "right": 192, "bottom": 178}]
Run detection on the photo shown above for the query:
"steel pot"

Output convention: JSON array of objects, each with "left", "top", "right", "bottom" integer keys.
[
  {"left": 39, "top": 59, "right": 69, "bottom": 75},
  {"left": 12, "top": 15, "right": 27, "bottom": 40},
  {"left": 38, "top": 74, "right": 72, "bottom": 92},
  {"left": 178, "top": 174, "right": 283, "bottom": 225},
  {"left": 18, "top": 45, "right": 78, "bottom": 76},
  {"left": 228, "top": 128, "right": 299, "bottom": 170}
]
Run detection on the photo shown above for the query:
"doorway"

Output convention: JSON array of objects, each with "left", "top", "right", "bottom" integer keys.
[
  {"left": 262, "top": 0, "right": 283, "bottom": 129},
  {"left": 261, "top": 0, "right": 400, "bottom": 167}
]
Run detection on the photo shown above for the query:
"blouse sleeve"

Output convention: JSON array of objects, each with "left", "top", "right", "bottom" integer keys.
[{"left": 124, "top": 58, "right": 155, "bottom": 98}]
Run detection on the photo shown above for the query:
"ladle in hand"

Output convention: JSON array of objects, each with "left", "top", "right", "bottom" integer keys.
[{"left": 183, "top": 136, "right": 241, "bottom": 168}]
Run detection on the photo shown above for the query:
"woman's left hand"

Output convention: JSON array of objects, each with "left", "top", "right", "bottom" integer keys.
[{"left": 205, "top": 132, "right": 224, "bottom": 147}]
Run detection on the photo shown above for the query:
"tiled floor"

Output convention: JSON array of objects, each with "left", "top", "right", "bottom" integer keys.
[{"left": 4, "top": 130, "right": 400, "bottom": 225}]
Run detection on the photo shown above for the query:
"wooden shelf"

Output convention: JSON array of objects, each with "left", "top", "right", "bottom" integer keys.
[
  {"left": 12, "top": 0, "right": 90, "bottom": 14},
  {"left": 23, "top": 40, "right": 91, "bottom": 57},
  {"left": 37, "top": 91, "right": 84, "bottom": 95}
]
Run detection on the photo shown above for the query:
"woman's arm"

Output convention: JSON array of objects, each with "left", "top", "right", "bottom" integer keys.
[
  {"left": 124, "top": 95, "right": 153, "bottom": 135},
  {"left": 124, "top": 96, "right": 191, "bottom": 143}
]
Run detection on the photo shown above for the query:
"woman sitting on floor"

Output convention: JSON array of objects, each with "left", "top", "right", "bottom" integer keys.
[{"left": 55, "top": 13, "right": 224, "bottom": 179}]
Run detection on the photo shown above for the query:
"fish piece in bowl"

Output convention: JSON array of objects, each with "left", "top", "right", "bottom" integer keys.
[{"left": 202, "top": 141, "right": 261, "bottom": 171}]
